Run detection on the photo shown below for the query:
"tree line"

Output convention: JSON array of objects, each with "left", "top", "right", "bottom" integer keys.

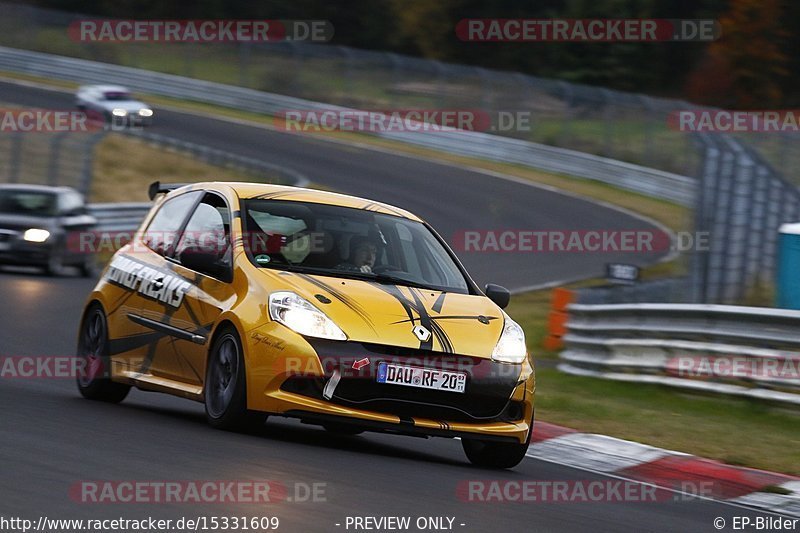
[{"left": 31, "top": 0, "right": 796, "bottom": 107}]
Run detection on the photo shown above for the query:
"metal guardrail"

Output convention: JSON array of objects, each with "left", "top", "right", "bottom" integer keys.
[
  {"left": 0, "top": 46, "right": 695, "bottom": 206},
  {"left": 559, "top": 303, "right": 800, "bottom": 405},
  {"left": 123, "top": 130, "right": 309, "bottom": 188},
  {"left": 87, "top": 202, "right": 150, "bottom": 232}
]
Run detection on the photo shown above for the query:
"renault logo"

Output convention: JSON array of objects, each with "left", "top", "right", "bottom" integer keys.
[{"left": 412, "top": 325, "right": 431, "bottom": 342}]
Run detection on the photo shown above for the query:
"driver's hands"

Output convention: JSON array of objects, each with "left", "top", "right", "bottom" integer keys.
[{"left": 359, "top": 265, "right": 373, "bottom": 273}]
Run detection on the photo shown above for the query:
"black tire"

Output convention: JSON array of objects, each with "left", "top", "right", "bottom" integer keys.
[
  {"left": 45, "top": 240, "right": 68, "bottom": 277},
  {"left": 204, "top": 327, "right": 266, "bottom": 431},
  {"left": 462, "top": 415, "right": 533, "bottom": 469},
  {"left": 76, "top": 304, "right": 130, "bottom": 403},
  {"left": 79, "top": 254, "right": 99, "bottom": 278},
  {"left": 323, "top": 423, "right": 365, "bottom": 436}
]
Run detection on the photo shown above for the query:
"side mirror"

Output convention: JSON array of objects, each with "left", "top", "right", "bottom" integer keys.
[
  {"left": 485, "top": 283, "right": 510, "bottom": 309},
  {"left": 64, "top": 206, "right": 88, "bottom": 217}
]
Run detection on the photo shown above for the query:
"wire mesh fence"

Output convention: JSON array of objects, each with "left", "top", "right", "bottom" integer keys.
[{"left": 0, "top": 131, "right": 105, "bottom": 193}]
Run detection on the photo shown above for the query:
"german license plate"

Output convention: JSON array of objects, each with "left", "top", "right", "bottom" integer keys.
[{"left": 376, "top": 363, "right": 466, "bottom": 393}]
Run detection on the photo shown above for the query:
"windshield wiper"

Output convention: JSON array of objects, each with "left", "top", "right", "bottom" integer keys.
[
  {"left": 259, "top": 263, "right": 441, "bottom": 291},
  {"left": 342, "top": 271, "right": 439, "bottom": 291}
]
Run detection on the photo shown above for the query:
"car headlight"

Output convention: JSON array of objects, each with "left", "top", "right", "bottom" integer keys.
[
  {"left": 491, "top": 313, "right": 527, "bottom": 364},
  {"left": 138, "top": 108, "right": 153, "bottom": 117},
  {"left": 23, "top": 229, "right": 50, "bottom": 243},
  {"left": 269, "top": 291, "right": 347, "bottom": 341},
  {"left": 111, "top": 108, "right": 127, "bottom": 117}
]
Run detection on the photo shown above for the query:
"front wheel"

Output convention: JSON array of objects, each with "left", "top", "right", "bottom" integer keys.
[
  {"left": 76, "top": 305, "right": 130, "bottom": 403},
  {"left": 462, "top": 416, "right": 533, "bottom": 469},
  {"left": 204, "top": 327, "right": 265, "bottom": 431},
  {"left": 45, "top": 241, "right": 68, "bottom": 277}
]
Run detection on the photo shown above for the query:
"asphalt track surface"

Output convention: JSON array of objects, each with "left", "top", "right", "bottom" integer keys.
[{"left": 0, "top": 80, "right": 778, "bottom": 532}]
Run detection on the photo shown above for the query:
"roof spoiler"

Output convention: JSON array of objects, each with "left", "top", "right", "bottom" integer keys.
[{"left": 148, "top": 181, "right": 190, "bottom": 201}]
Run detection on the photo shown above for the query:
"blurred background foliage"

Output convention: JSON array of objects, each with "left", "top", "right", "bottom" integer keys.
[{"left": 25, "top": 0, "right": 796, "bottom": 108}]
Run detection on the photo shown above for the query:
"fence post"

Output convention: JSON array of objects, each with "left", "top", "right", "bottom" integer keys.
[
  {"left": 557, "top": 81, "right": 573, "bottom": 148},
  {"left": 8, "top": 132, "right": 23, "bottom": 183},
  {"left": 690, "top": 134, "right": 716, "bottom": 303},
  {"left": 238, "top": 42, "right": 251, "bottom": 88},
  {"left": 78, "top": 132, "right": 107, "bottom": 196},
  {"left": 47, "top": 133, "right": 67, "bottom": 186}
]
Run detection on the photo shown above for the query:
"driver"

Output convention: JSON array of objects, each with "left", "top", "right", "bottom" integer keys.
[{"left": 336, "top": 235, "right": 379, "bottom": 273}]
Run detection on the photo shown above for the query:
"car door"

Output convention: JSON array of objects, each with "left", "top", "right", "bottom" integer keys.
[
  {"left": 110, "top": 190, "right": 202, "bottom": 380},
  {"left": 156, "top": 191, "right": 236, "bottom": 386}
]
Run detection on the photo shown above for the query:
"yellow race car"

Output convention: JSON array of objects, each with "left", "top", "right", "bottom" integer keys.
[{"left": 76, "top": 182, "right": 535, "bottom": 468}]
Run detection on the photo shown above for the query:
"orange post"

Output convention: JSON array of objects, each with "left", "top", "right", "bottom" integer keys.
[{"left": 543, "top": 288, "right": 573, "bottom": 351}]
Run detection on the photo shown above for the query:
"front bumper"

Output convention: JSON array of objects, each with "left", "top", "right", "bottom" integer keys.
[
  {"left": 247, "top": 334, "right": 535, "bottom": 444},
  {"left": 0, "top": 235, "right": 54, "bottom": 266}
]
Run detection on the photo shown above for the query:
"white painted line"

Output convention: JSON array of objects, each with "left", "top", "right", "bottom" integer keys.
[
  {"left": 525, "top": 451, "right": 800, "bottom": 518},
  {"left": 527, "top": 432, "right": 685, "bottom": 473}
]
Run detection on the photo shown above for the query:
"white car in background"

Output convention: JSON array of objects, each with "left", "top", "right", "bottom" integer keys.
[{"left": 75, "top": 85, "right": 154, "bottom": 127}]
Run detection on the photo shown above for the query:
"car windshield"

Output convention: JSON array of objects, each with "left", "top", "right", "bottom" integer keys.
[
  {"left": 0, "top": 189, "right": 57, "bottom": 217},
  {"left": 242, "top": 199, "right": 470, "bottom": 293},
  {"left": 103, "top": 91, "right": 133, "bottom": 101}
]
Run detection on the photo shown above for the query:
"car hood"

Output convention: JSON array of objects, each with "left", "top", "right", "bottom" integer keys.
[
  {"left": 259, "top": 270, "right": 506, "bottom": 358},
  {"left": 0, "top": 214, "right": 55, "bottom": 231},
  {"left": 96, "top": 100, "right": 150, "bottom": 112}
]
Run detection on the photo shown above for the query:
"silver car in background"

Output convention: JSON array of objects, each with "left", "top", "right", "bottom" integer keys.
[{"left": 75, "top": 85, "right": 154, "bottom": 127}]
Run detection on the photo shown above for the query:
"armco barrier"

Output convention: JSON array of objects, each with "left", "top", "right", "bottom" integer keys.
[
  {"left": 559, "top": 303, "right": 800, "bottom": 405},
  {"left": 87, "top": 202, "right": 150, "bottom": 233},
  {"left": 0, "top": 46, "right": 696, "bottom": 207}
]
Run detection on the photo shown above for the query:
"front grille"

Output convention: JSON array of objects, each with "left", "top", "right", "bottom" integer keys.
[{"left": 282, "top": 339, "right": 523, "bottom": 423}]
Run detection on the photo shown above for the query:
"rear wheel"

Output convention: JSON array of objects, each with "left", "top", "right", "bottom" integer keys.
[
  {"left": 204, "top": 327, "right": 265, "bottom": 431},
  {"left": 462, "top": 416, "right": 533, "bottom": 469},
  {"left": 76, "top": 305, "right": 130, "bottom": 403}
]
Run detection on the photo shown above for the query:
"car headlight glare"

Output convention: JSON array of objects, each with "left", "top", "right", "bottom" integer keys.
[
  {"left": 269, "top": 291, "right": 346, "bottom": 341},
  {"left": 491, "top": 313, "right": 527, "bottom": 364},
  {"left": 111, "top": 108, "right": 127, "bottom": 117},
  {"left": 23, "top": 229, "right": 50, "bottom": 243},
  {"left": 138, "top": 108, "right": 153, "bottom": 117}
]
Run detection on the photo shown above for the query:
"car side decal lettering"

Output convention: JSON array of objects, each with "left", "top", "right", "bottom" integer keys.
[{"left": 106, "top": 256, "right": 192, "bottom": 308}]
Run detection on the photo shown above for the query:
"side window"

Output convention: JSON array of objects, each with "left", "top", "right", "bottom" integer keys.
[
  {"left": 143, "top": 192, "right": 202, "bottom": 257},
  {"left": 174, "top": 193, "right": 232, "bottom": 278}
]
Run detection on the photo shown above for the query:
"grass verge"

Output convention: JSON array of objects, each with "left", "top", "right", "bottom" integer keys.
[{"left": 537, "top": 367, "right": 800, "bottom": 476}]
